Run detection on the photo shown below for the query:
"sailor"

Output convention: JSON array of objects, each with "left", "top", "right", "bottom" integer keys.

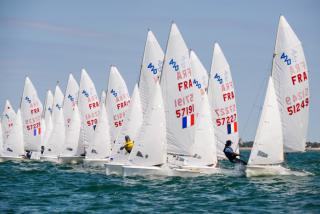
[
  {"left": 223, "top": 140, "right": 247, "bottom": 165},
  {"left": 120, "top": 135, "right": 134, "bottom": 154}
]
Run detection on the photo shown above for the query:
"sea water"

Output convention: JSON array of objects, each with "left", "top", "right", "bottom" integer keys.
[{"left": 0, "top": 151, "right": 319, "bottom": 213}]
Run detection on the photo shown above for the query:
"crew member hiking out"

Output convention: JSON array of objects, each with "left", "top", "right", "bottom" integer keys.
[
  {"left": 223, "top": 140, "right": 247, "bottom": 165},
  {"left": 120, "top": 135, "right": 134, "bottom": 154}
]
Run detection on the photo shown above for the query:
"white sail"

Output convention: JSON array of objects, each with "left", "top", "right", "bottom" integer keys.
[
  {"left": 138, "top": 30, "right": 164, "bottom": 115},
  {"left": 42, "top": 90, "right": 53, "bottom": 148},
  {"left": 106, "top": 66, "right": 130, "bottom": 142},
  {"left": 271, "top": 16, "right": 309, "bottom": 152},
  {"left": 0, "top": 124, "right": 3, "bottom": 155},
  {"left": 51, "top": 85, "right": 64, "bottom": 123},
  {"left": 160, "top": 23, "right": 196, "bottom": 156},
  {"left": 2, "top": 109, "right": 25, "bottom": 157},
  {"left": 62, "top": 104, "right": 81, "bottom": 156},
  {"left": 86, "top": 103, "right": 111, "bottom": 159},
  {"left": 248, "top": 77, "right": 284, "bottom": 165},
  {"left": 100, "top": 90, "right": 107, "bottom": 104},
  {"left": 20, "top": 77, "right": 43, "bottom": 152},
  {"left": 1, "top": 100, "right": 16, "bottom": 142},
  {"left": 63, "top": 74, "right": 79, "bottom": 129},
  {"left": 112, "top": 84, "right": 143, "bottom": 160},
  {"left": 43, "top": 107, "right": 65, "bottom": 157},
  {"left": 208, "top": 43, "right": 239, "bottom": 159},
  {"left": 190, "top": 50, "right": 209, "bottom": 98},
  {"left": 78, "top": 69, "right": 100, "bottom": 154},
  {"left": 129, "top": 83, "right": 166, "bottom": 166},
  {"left": 189, "top": 95, "right": 217, "bottom": 166}
]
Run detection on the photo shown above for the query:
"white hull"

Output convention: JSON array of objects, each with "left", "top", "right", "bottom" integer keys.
[
  {"left": 246, "top": 165, "right": 290, "bottom": 177},
  {"left": 122, "top": 165, "right": 170, "bottom": 177},
  {"left": 40, "top": 156, "right": 61, "bottom": 163},
  {"left": 59, "top": 156, "right": 84, "bottom": 164},
  {"left": 105, "top": 163, "right": 125, "bottom": 175},
  {"left": 83, "top": 158, "right": 109, "bottom": 168},
  {"left": 172, "top": 165, "right": 221, "bottom": 177},
  {"left": 0, "top": 156, "right": 24, "bottom": 162}
]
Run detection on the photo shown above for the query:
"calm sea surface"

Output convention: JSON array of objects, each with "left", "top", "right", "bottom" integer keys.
[{"left": 0, "top": 151, "right": 319, "bottom": 213}]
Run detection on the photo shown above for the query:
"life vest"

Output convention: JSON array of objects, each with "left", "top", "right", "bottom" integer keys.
[
  {"left": 124, "top": 140, "right": 134, "bottom": 153},
  {"left": 223, "top": 146, "right": 235, "bottom": 161}
]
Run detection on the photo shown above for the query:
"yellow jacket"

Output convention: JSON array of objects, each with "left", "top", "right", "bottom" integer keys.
[{"left": 124, "top": 140, "right": 134, "bottom": 153}]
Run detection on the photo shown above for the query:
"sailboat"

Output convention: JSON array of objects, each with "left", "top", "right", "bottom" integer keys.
[
  {"left": 0, "top": 109, "right": 25, "bottom": 162},
  {"left": 78, "top": 69, "right": 100, "bottom": 157},
  {"left": 1, "top": 100, "right": 16, "bottom": 145},
  {"left": 122, "top": 83, "right": 168, "bottom": 176},
  {"left": 0, "top": 124, "right": 3, "bottom": 157},
  {"left": 41, "top": 85, "right": 65, "bottom": 162},
  {"left": 106, "top": 84, "right": 143, "bottom": 175},
  {"left": 41, "top": 90, "right": 53, "bottom": 154},
  {"left": 138, "top": 30, "right": 164, "bottom": 115},
  {"left": 246, "top": 16, "right": 309, "bottom": 176},
  {"left": 84, "top": 102, "right": 112, "bottom": 168},
  {"left": 271, "top": 16, "right": 309, "bottom": 152},
  {"left": 246, "top": 77, "right": 287, "bottom": 176},
  {"left": 105, "top": 66, "right": 130, "bottom": 143},
  {"left": 59, "top": 74, "right": 83, "bottom": 164},
  {"left": 207, "top": 43, "right": 239, "bottom": 159},
  {"left": 20, "top": 77, "right": 43, "bottom": 159}
]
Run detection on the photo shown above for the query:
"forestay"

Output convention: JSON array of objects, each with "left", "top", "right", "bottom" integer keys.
[
  {"left": 20, "top": 77, "right": 43, "bottom": 152},
  {"left": 271, "top": 16, "right": 309, "bottom": 152},
  {"left": 86, "top": 103, "right": 111, "bottom": 159},
  {"left": 129, "top": 83, "right": 166, "bottom": 166},
  {"left": 2, "top": 109, "right": 25, "bottom": 157},
  {"left": 106, "top": 66, "right": 130, "bottom": 142},
  {"left": 208, "top": 43, "right": 239, "bottom": 159},
  {"left": 160, "top": 23, "right": 197, "bottom": 156},
  {"left": 112, "top": 84, "right": 143, "bottom": 161},
  {"left": 1, "top": 100, "right": 16, "bottom": 142},
  {"left": 138, "top": 30, "right": 164, "bottom": 115},
  {"left": 78, "top": 69, "right": 100, "bottom": 154},
  {"left": 248, "top": 77, "right": 284, "bottom": 165}
]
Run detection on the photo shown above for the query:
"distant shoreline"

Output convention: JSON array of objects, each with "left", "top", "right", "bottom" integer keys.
[{"left": 240, "top": 147, "right": 320, "bottom": 151}]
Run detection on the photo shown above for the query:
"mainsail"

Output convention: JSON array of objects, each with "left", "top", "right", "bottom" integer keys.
[
  {"left": 208, "top": 43, "right": 239, "bottom": 158},
  {"left": 1, "top": 100, "right": 16, "bottom": 142},
  {"left": 138, "top": 30, "right": 164, "bottom": 115},
  {"left": 2, "top": 109, "right": 25, "bottom": 157},
  {"left": 86, "top": 102, "right": 111, "bottom": 159},
  {"left": 78, "top": 69, "right": 100, "bottom": 154},
  {"left": 20, "top": 77, "right": 43, "bottom": 152},
  {"left": 63, "top": 74, "right": 79, "bottom": 130},
  {"left": 271, "top": 16, "right": 309, "bottom": 152},
  {"left": 248, "top": 77, "right": 284, "bottom": 165},
  {"left": 42, "top": 90, "right": 53, "bottom": 148},
  {"left": 161, "top": 23, "right": 197, "bottom": 156},
  {"left": 129, "top": 83, "right": 166, "bottom": 166},
  {"left": 190, "top": 50, "right": 209, "bottom": 98},
  {"left": 106, "top": 66, "right": 130, "bottom": 142}
]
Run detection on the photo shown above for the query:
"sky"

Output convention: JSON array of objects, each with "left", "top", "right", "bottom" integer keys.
[{"left": 0, "top": 0, "right": 319, "bottom": 142}]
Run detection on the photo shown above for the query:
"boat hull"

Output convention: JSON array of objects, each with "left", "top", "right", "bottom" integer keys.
[
  {"left": 105, "top": 163, "right": 125, "bottom": 176},
  {"left": 172, "top": 165, "right": 221, "bottom": 177},
  {"left": 59, "top": 156, "right": 84, "bottom": 164},
  {"left": 246, "top": 165, "right": 290, "bottom": 177},
  {"left": 40, "top": 156, "right": 61, "bottom": 163},
  {"left": 122, "top": 165, "right": 170, "bottom": 177},
  {"left": 83, "top": 159, "right": 109, "bottom": 168},
  {"left": 0, "top": 156, "right": 24, "bottom": 162}
]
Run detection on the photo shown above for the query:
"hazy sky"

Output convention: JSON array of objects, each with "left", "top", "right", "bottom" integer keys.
[{"left": 0, "top": 0, "right": 319, "bottom": 141}]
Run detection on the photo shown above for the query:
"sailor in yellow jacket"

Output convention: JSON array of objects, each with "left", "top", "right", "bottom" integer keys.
[{"left": 120, "top": 135, "right": 134, "bottom": 153}]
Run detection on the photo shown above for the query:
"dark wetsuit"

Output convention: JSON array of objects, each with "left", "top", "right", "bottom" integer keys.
[{"left": 223, "top": 146, "right": 247, "bottom": 165}]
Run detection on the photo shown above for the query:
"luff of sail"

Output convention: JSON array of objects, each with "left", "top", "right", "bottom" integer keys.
[
  {"left": 248, "top": 77, "right": 284, "bottom": 165},
  {"left": 138, "top": 30, "right": 164, "bottom": 115},
  {"left": 20, "top": 77, "right": 43, "bottom": 152},
  {"left": 160, "top": 23, "right": 197, "bottom": 156},
  {"left": 271, "top": 16, "right": 309, "bottom": 152},
  {"left": 208, "top": 43, "right": 239, "bottom": 159}
]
